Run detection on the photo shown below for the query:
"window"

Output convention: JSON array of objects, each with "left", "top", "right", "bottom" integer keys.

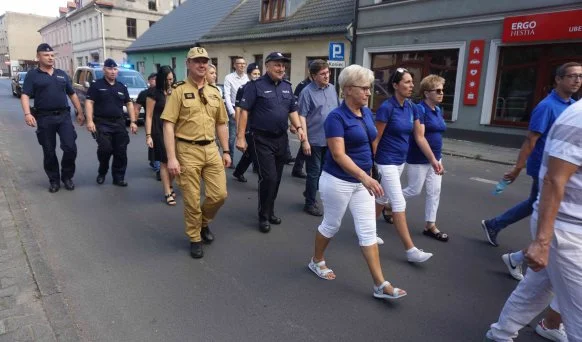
[
  {"left": 491, "top": 43, "right": 582, "bottom": 127},
  {"left": 126, "top": 18, "right": 137, "bottom": 38},
  {"left": 148, "top": 0, "right": 158, "bottom": 11},
  {"left": 149, "top": 21, "right": 155, "bottom": 27},
  {"left": 171, "top": 57, "right": 177, "bottom": 71},
  {"left": 137, "top": 61, "right": 145, "bottom": 74},
  {"left": 371, "top": 49, "right": 459, "bottom": 120},
  {"left": 76, "top": 57, "right": 83, "bottom": 68},
  {"left": 282, "top": 53, "right": 291, "bottom": 81},
  {"left": 211, "top": 58, "right": 218, "bottom": 73},
  {"left": 154, "top": 63, "right": 161, "bottom": 72},
  {"left": 261, "top": 0, "right": 286, "bottom": 23},
  {"left": 91, "top": 52, "right": 99, "bottom": 62},
  {"left": 254, "top": 54, "right": 263, "bottom": 70}
]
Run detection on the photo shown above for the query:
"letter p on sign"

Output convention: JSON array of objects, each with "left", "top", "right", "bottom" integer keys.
[{"left": 328, "top": 42, "right": 345, "bottom": 61}]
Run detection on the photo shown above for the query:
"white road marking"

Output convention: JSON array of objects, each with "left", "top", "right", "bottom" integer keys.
[{"left": 470, "top": 177, "right": 498, "bottom": 185}]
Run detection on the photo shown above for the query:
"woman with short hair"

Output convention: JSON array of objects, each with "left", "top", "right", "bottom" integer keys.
[
  {"left": 145, "top": 66, "right": 177, "bottom": 205},
  {"left": 402, "top": 74, "right": 448, "bottom": 242},
  {"left": 307, "top": 64, "right": 407, "bottom": 300},
  {"left": 373, "top": 68, "right": 443, "bottom": 262},
  {"left": 206, "top": 64, "right": 223, "bottom": 97}
]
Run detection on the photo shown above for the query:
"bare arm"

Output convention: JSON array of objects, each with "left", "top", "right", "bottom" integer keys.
[
  {"left": 68, "top": 93, "right": 83, "bottom": 114},
  {"left": 372, "top": 121, "right": 386, "bottom": 155},
  {"left": 85, "top": 100, "right": 96, "bottom": 133},
  {"left": 145, "top": 98, "right": 155, "bottom": 147},
  {"left": 163, "top": 120, "right": 177, "bottom": 165},
  {"left": 288, "top": 111, "right": 305, "bottom": 141},
  {"left": 21, "top": 94, "right": 37, "bottom": 127},
  {"left": 413, "top": 120, "right": 442, "bottom": 173},
  {"left": 504, "top": 131, "right": 542, "bottom": 181}
]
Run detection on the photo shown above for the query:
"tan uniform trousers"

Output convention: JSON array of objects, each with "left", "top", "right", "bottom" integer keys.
[{"left": 175, "top": 141, "right": 227, "bottom": 242}]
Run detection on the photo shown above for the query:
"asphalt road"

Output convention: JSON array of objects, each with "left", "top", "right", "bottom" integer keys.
[{"left": 0, "top": 78, "right": 547, "bottom": 342}]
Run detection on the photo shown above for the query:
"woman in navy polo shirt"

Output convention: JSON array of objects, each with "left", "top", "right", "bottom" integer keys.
[
  {"left": 373, "top": 68, "right": 443, "bottom": 263},
  {"left": 307, "top": 65, "right": 407, "bottom": 300},
  {"left": 402, "top": 75, "right": 448, "bottom": 242}
]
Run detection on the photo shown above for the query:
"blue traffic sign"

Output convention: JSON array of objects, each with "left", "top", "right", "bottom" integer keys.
[{"left": 328, "top": 42, "right": 345, "bottom": 61}]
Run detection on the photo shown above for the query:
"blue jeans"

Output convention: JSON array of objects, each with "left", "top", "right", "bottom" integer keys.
[
  {"left": 304, "top": 146, "right": 327, "bottom": 207},
  {"left": 228, "top": 116, "right": 236, "bottom": 158},
  {"left": 486, "top": 176, "right": 539, "bottom": 233}
]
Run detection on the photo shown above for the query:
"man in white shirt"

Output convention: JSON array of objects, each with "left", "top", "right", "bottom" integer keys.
[{"left": 223, "top": 57, "right": 249, "bottom": 165}]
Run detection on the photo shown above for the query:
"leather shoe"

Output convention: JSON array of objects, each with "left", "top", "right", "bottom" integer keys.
[
  {"left": 269, "top": 215, "right": 282, "bottom": 225},
  {"left": 62, "top": 179, "right": 75, "bottom": 191},
  {"left": 259, "top": 220, "right": 271, "bottom": 233},
  {"left": 96, "top": 174, "right": 105, "bottom": 185},
  {"left": 190, "top": 242, "right": 204, "bottom": 259},
  {"left": 113, "top": 179, "right": 128, "bottom": 187},
  {"left": 292, "top": 170, "right": 307, "bottom": 179},
  {"left": 201, "top": 226, "right": 214, "bottom": 244},
  {"left": 48, "top": 182, "right": 60, "bottom": 193},
  {"left": 233, "top": 173, "right": 247, "bottom": 183}
]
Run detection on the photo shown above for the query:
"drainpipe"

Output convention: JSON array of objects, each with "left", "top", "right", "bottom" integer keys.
[
  {"left": 94, "top": 4, "right": 106, "bottom": 60},
  {"left": 349, "top": 0, "right": 359, "bottom": 65}
]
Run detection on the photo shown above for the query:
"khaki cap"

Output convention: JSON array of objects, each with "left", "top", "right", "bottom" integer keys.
[{"left": 187, "top": 47, "right": 209, "bottom": 60}]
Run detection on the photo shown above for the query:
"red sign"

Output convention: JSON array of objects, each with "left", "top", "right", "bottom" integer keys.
[
  {"left": 502, "top": 9, "right": 582, "bottom": 43},
  {"left": 463, "top": 40, "right": 484, "bottom": 106}
]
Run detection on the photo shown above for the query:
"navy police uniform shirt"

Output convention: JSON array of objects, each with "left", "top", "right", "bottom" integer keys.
[
  {"left": 375, "top": 96, "right": 420, "bottom": 165},
  {"left": 86, "top": 78, "right": 131, "bottom": 118},
  {"left": 235, "top": 84, "right": 246, "bottom": 108},
  {"left": 239, "top": 74, "right": 298, "bottom": 135},
  {"left": 407, "top": 101, "right": 446, "bottom": 164},
  {"left": 22, "top": 68, "right": 74, "bottom": 111}
]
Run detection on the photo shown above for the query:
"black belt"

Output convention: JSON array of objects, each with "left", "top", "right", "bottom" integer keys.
[
  {"left": 252, "top": 129, "right": 286, "bottom": 138},
  {"left": 94, "top": 116, "right": 124, "bottom": 122},
  {"left": 35, "top": 107, "right": 70, "bottom": 116},
  {"left": 176, "top": 137, "right": 214, "bottom": 146}
]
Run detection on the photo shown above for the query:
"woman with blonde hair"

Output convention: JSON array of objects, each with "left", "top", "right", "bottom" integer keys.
[{"left": 307, "top": 64, "right": 407, "bottom": 300}]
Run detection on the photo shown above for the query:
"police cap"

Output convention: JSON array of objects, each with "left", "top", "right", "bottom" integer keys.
[
  {"left": 104, "top": 58, "right": 118, "bottom": 68},
  {"left": 247, "top": 63, "right": 260, "bottom": 74},
  {"left": 36, "top": 43, "right": 53, "bottom": 52},
  {"left": 265, "top": 52, "right": 290, "bottom": 63}
]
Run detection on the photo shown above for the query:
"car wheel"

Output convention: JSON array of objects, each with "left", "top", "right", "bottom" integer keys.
[{"left": 12, "top": 87, "right": 17, "bottom": 97}]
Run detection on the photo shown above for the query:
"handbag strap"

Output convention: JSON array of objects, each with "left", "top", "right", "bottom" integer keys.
[{"left": 357, "top": 114, "right": 375, "bottom": 163}]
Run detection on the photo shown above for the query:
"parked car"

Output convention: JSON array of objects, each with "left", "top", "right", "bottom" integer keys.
[
  {"left": 72, "top": 64, "right": 148, "bottom": 124},
  {"left": 11, "top": 72, "right": 27, "bottom": 97}
]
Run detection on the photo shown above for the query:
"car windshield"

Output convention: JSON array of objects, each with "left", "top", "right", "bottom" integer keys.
[
  {"left": 19, "top": 72, "right": 27, "bottom": 81},
  {"left": 94, "top": 70, "right": 146, "bottom": 88}
]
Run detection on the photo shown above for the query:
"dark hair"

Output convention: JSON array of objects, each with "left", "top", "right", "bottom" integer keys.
[
  {"left": 389, "top": 67, "right": 413, "bottom": 93},
  {"left": 233, "top": 56, "right": 245, "bottom": 63},
  {"left": 155, "top": 66, "right": 176, "bottom": 93},
  {"left": 309, "top": 59, "right": 329, "bottom": 76},
  {"left": 556, "top": 62, "right": 582, "bottom": 78},
  {"left": 147, "top": 73, "right": 157, "bottom": 80}
]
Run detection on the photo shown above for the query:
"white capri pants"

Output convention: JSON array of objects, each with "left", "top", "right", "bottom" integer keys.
[
  {"left": 375, "top": 164, "right": 406, "bottom": 212},
  {"left": 489, "top": 216, "right": 582, "bottom": 342},
  {"left": 317, "top": 171, "right": 378, "bottom": 247},
  {"left": 402, "top": 162, "right": 442, "bottom": 223}
]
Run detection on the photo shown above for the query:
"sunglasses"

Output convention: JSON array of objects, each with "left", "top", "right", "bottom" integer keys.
[
  {"left": 199, "top": 87, "right": 207, "bottom": 105},
  {"left": 429, "top": 89, "right": 444, "bottom": 95},
  {"left": 390, "top": 67, "right": 409, "bottom": 83}
]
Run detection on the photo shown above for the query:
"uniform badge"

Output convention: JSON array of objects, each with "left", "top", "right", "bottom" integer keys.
[{"left": 185, "top": 93, "right": 195, "bottom": 99}]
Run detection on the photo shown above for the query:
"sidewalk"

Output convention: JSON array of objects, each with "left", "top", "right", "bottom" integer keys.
[{"left": 442, "top": 138, "right": 518, "bottom": 166}]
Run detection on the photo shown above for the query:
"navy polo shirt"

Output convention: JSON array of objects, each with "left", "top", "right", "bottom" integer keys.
[
  {"left": 86, "top": 78, "right": 131, "bottom": 118},
  {"left": 527, "top": 89, "right": 576, "bottom": 177},
  {"left": 323, "top": 102, "right": 377, "bottom": 183},
  {"left": 239, "top": 74, "right": 298, "bottom": 135},
  {"left": 407, "top": 101, "right": 446, "bottom": 164},
  {"left": 22, "top": 68, "right": 74, "bottom": 111},
  {"left": 375, "top": 96, "right": 420, "bottom": 165}
]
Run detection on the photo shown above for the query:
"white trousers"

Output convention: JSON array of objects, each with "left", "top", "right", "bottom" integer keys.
[
  {"left": 376, "top": 164, "right": 406, "bottom": 212},
  {"left": 489, "top": 217, "right": 582, "bottom": 342},
  {"left": 317, "top": 172, "right": 377, "bottom": 247},
  {"left": 402, "top": 162, "right": 442, "bottom": 223}
]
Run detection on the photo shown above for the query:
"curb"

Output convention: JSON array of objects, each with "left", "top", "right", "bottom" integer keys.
[
  {"left": 0, "top": 153, "right": 80, "bottom": 341},
  {"left": 441, "top": 150, "right": 515, "bottom": 166}
]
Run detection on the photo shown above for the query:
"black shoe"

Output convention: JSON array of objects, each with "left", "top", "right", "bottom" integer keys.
[
  {"left": 62, "top": 179, "right": 75, "bottom": 191},
  {"left": 113, "top": 179, "right": 128, "bottom": 187},
  {"left": 304, "top": 204, "right": 323, "bottom": 216},
  {"left": 269, "top": 215, "right": 282, "bottom": 225},
  {"left": 190, "top": 242, "right": 204, "bottom": 259},
  {"left": 233, "top": 173, "right": 247, "bottom": 183},
  {"left": 48, "top": 182, "right": 60, "bottom": 193},
  {"left": 259, "top": 220, "right": 271, "bottom": 233},
  {"left": 292, "top": 170, "right": 307, "bottom": 179},
  {"left": 96, "top": 174, "right": 105, "bottom": 185},
  {"left": 201, "top": 226, "right": 214, "bottom": 244},
  {"left": 156, "top": 171, "right": 161, "bottom": 181}
]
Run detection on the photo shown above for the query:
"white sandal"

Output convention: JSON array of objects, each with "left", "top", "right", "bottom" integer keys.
[
  {"left": 373, "top": 281, "right": 406, "bottom": 299},
  {"left": 308, "top": 258, "right": 335, "bottom": 280}
]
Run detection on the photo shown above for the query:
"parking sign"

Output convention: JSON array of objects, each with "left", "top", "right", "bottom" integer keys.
[{"left": 328, "top": 42, "right": 344, "bottom": 61}]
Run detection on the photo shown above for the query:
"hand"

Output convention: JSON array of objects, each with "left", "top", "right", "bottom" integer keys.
[
  {"left": 167, "top": 158, "right": 181, "bottom": 177},
  {"left": 236, "top": 135, "right": 247, "bottom": 152},
  {"left": 436, "top": 161, "right": 445, "bottom": 175},
  {"left": 130, "top": 122, "right": 138, "bottom": 134},
  {"left": 296, "top": 129, "right": 306, "bottom": 142},
  {"left": 289, "top": 125, "right": 297, "bottom": 134},
  {"left": 86, "top": 121, "right": 96, "bottom": 133},
  {"left": 24, "top": 113, "right": 36, "bottom": 127},
  {"left": 146, "top": 136, "right": 153, "bottom": 148},
  {"left": 222, "top": 153, "right": 232, "bottom": 168},
  {"left": 431, "top": 159, "right": 443, "bottom": 175},
  {"left": 362, "top": 175, "right": 384, "bottom": 197},
  {"left": 504, "top": 166, "right": 522, "bottom": 183},
  {"left": 302, "top": 141, "right": 311, "bottom": 156},
  {"left": 76, "top": 111, "right": 85, "bottom": 126},
  {"left": 524, "top": 240, "right": 550, "bottom": 272}
]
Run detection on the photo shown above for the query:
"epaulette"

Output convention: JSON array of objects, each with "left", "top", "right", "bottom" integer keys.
[
  {"left": 172, "top": 81, "right": 185, "bottom": 89},
  {"left": 282, "top": 79, "right": 292, "bottom": 85},
  {"left": 208, "top": 83, "right": 219, "bottom": 90}
]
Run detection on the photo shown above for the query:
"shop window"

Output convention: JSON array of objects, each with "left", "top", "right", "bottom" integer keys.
[
  {"left": 371, "top": 49, "right": 459, "bottom": 120},
  {"left": 492, "top": 43, "right": 582, "bottom": 127}
]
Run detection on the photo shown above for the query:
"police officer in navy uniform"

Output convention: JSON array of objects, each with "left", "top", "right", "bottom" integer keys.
[
  {"left": 21, "top": 43, "right": 85, "bottom": 193},
  {"left": 237, "top": 52, "right": 305, "bottom": 232},
  {"left": 85, "top": 58, "right": 137, "bottom": 186}
]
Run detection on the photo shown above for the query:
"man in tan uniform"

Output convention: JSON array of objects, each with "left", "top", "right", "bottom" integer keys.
[{"left": 162, "top": 47, "right": 231, "bottom": 259}]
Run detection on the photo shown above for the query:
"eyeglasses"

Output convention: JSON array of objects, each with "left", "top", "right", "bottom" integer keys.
[
  {"left": 429, "top": 89, "right": 444, "bottom": 94},
  {"left": 564, "top": 74, "right": 582, "bottom": 80},
  {"left": 198, "top": 87, "right": 207, "bottom": 105},
  {"left": 350, "top": 85, "right": 372, "bottom": 92}
]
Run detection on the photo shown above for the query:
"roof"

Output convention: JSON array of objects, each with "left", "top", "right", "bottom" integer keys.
[
  {"left": 125, "top": 0, "right": 241, "bottom": 53},
  {"left": 199, "top": 0, "right": 354, "bottom": 43}
]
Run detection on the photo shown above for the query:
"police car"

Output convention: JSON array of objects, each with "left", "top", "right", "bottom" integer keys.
[{"left": 72, "top": 62, "right": 148, "bottom": 124}]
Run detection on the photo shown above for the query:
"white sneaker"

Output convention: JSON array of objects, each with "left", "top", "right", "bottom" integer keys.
[
  {"left": 406, "top": 247, "right": 433, "bottom": 263},
  {"left": 376, "top": 235, "right": 384, "bottom": 245},
  {"left": 535, "top": 319, "right": 568, "bottom": 342},
  {"left": 502, "top": 253, "right": 524, "bottom": 281}
]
